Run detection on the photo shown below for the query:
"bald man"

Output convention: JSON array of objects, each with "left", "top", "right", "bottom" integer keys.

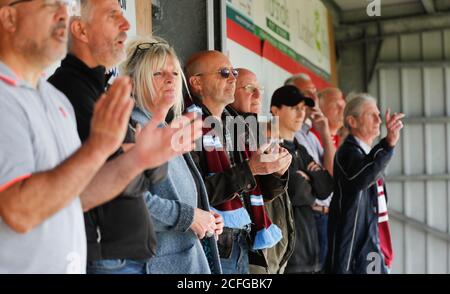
[
  {"left": 186, "top": 51, "right": 290, "bottom": 274},
  {"left": 318, "top": 88, "right": 346, "bottom": 147},
  {"left": 228, "top": 68, "right": 295, "bottom": 274},
  {"left": 285, "top": 73, "right": 318, "bottom": 100},
  {"left": 230, "top": 68, "right": 264, "bottom": 114}
]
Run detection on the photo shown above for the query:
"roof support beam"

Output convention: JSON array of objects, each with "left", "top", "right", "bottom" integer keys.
[
  {"left": 389, "top": 209, "right": 450, "bottom": 243},
  {"left": 335, "top": 12, "right": 450, "bottom": 45},
  {"left": 421, "top": 0, "right": 436, "bottom": 14},
  {"left": 377, "top": 60, "right": 450, "bottom": 69},
  {"left": 387, "top": 174, "right": 450, "bottom": 181},
  {"left": 320, "top": 0, "right": 342, "bottom": 27}
]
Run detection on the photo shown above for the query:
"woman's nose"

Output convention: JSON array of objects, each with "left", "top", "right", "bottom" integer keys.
[{"left": 165, "top": 73, "right": 176, "bottom": 83}]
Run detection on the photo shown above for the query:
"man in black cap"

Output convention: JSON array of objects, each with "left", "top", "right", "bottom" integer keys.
[{"left": 270, "top": 85, "right": 334, "bottom": 274}]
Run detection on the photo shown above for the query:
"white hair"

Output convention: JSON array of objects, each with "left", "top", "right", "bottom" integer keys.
[
  {"left": 284, "top": 73, "right": 312, "bottom": 86},
  {"left": 344, "top": 93, "right": 377, "bottom": 130},
  {"left": 68, "top": 0, "right": 93, "bottom": 51}
]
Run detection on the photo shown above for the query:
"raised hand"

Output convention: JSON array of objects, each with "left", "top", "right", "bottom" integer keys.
[
  {"left": 311, "top": 108, "right": 330, "bottom": 139},
  {"left": 385, "top": 109, "right": 405, "bottom": 147},
  {"left": 131, "top": 111, "right": 203, "bottom": 170},
  {"left": 87, "top": 77, "right": 134, "bottom": 157}
]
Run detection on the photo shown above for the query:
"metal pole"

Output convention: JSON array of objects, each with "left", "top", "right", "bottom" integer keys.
[
  {"left": 220, "top": 0, "right": 227, "bottom": 53},
  {"left": 207, "top": 0, "right": 215, "bottom": 50}
]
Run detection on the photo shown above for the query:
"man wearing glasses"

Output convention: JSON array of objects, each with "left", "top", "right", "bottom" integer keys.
[
  {"left": 186, "top": 52, "right": 290, "bottom": 274},
  {"left": 229, "top": 68, "right": 264, "bottom": 115}
]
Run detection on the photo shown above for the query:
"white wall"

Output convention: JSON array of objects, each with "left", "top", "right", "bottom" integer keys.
[
  {"left": 227, "top": 40, "right": 292, "bottom": 116},
  {"left": 123, "top": 0, "right": 137, "bottom": 39}
]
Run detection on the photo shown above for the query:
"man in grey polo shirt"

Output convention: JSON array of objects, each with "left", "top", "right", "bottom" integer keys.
[{"left": 0, "top": 0, "right": 201, "bottom": 274}]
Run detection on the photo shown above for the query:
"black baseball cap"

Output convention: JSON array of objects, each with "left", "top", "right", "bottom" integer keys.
[{"left": 270, "top": 85, "right": 315, "bottom": 108}]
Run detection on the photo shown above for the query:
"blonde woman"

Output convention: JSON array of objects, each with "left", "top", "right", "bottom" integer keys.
[{"left": 120, "top": 37, "right": 223, "bottom": 274}]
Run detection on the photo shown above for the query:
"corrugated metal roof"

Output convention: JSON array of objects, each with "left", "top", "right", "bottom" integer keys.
[
  {"left": 335, "top": 0, "right": 418, "bottom": 11},
  {"left": 322, "top": 0, "right": 450, "bottom": 25}
]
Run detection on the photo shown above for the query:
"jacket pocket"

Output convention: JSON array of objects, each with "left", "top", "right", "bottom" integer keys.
[{"left": 217, "top": 229, "right": 235, "bottom": 259}]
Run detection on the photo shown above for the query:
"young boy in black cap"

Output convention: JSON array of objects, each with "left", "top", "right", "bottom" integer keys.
[{"left": 270, "top": 85, "right": 334, "bottom": 274}]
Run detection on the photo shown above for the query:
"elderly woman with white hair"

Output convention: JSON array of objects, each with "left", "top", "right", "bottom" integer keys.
[
  {"left": 326, "top": 93, "right": 404, "bottom": 274},
  {"left": 120, "top": 36, "right": 223, "bottom": 274}
]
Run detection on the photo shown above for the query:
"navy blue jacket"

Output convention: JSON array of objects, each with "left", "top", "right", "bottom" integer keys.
[{"left": 326, "top": 135, "right": 394, "bottom": 274}]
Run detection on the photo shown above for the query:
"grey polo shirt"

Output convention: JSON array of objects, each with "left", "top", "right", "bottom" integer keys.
[{"left": 0, "top": 62, "right": 86, "bottom": 274}]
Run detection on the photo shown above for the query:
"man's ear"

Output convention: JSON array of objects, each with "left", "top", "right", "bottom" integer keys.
[
  {"left": 0, "top": 7, "right": 17, "bottom": 33},
  {"left": 189, "top": 76, "right": 202, "bottom": 95},
  {"left": 347, "top": 116, "right": 357, "bottom": 130},
  {"left": 270, "top": 106, "right": 279, "bottom": 116},
  {"left": 70, "top": 18, "right": 89, "bottom": 43}
]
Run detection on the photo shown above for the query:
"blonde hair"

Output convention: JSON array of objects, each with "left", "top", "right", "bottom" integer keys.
[{"left": 120, "top": 36, "right": 185, "bottom": 118}]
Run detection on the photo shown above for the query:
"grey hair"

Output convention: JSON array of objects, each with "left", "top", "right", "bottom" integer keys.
[
  {"left": 75, "top": 0, "right": 98, "bottom": 21},
  {"left": 284, "top": 73, "right": 311, "bottom": 86},
  {"left": 120, "top": 36, "right": 185, "bottom": 118},
  {"left": 343, "top": 93, "right": 377, "bottom": 130},
  {"left": 68, "top": 0, "right": 93, "bottom": 51}
]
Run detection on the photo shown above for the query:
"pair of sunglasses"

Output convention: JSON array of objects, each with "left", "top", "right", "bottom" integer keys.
[
  {"left": 127, "top": 42, "right": 168, "bottom": 66},
  {"left": 195, "top": 68, "right": 239, "bottom": 79}
]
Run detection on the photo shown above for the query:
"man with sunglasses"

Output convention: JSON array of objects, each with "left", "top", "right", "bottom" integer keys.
[
  {"left": 186, "top": 52, "right": 291, "bottom": 274},
  {"left": 227, "top": 68, "right": 295, "bottom": 274},
  {"left": 47, "top": 0, "right": 202, "bottom": 274}
]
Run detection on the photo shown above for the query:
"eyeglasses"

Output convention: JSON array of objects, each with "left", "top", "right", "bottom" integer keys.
[
  {"left": 239, "top": 84, "right": 264, "bottom": 95},
  {"left": 8, "top": 0, "right": 80, "bottom": 16},
  {"left": 194, "top": 68, "right": 239, "bottom": 79},
  {"left": 127, "top": 42, "right": 168, "bottom": 66}
]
